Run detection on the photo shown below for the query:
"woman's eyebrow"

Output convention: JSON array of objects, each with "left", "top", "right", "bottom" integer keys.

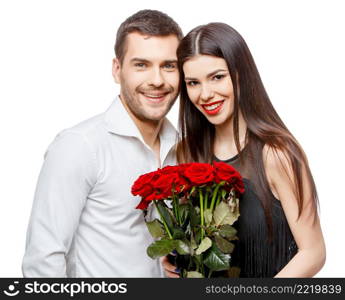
[{"left": 185, "top": 69, "right": 227, "bottom": 80}]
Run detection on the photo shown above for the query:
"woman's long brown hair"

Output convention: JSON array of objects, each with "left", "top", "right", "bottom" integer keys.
[{"left": 176, "top": 23, "right": 318, "bottom": 235}]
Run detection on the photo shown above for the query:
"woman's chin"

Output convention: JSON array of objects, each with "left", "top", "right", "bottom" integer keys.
[{"left": 205, "top": 115, "right": 228, "bottom": 126}]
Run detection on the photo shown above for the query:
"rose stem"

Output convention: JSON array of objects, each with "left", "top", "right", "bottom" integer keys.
[
  {"left": 173, "top": 193, "right": 181, "bottom": 226},
  {"left": 209, "top": 184, "right": 221, "bottom": 212},
  {"left": 199, "top": 189, "right": 204, "bottom": 240},
  {"left": 204, "top": 191, "right": 209, "bottom": 210},
  {"left": 215, "top": 193, "right": 221, "bottom": 207}
]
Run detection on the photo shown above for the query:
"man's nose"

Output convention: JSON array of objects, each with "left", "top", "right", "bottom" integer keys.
[{"left": 148, "top": 68, "right": 164, "bottom": 87}]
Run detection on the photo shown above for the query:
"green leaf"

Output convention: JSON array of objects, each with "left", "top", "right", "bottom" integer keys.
[
  {"left": 204, "top": 208, "right": 213, "bottom": 226},
  {"left": 219, "top": 224, "right": 237, "bottom": 239},
  {"left": 172, "top": 227, "right": 185, "bottom": 239},
  {"left": 178, "top": 204, "right": 190, "bottom": 224},
  {"left": 206, "top": 225, "right": 218, "bottom": 236},
  {"left": 187, "top": 271, "right": 204, "bottom": 278},
  {"left": 190, "top": 204, "right": 200, "bottom": 227},
  {"left": 146, "top": 239, "right": 176, "bottom": 259},
  {"left": 190, "top": 235, "right": 198, "bottom": 250},
  {"left": 146, "top": 219, "right": 165, "bottom": 238},
  {"left": 195, "top": 237, "right": 212, "bottom": 255},
  {"left": 213, "top": 202, "right": 232, "bottom": 226},
  {"left": 213, "top": 201, "right": 239, "bottom": 226},
  {"left": 195, "top": 229, "right": 202, "bottom": 245},
  {"left": 192, "top": 255, "right": 203, "bottom": 270},
  {"left": 203, "top": 244, "right": 230, "bottom": 271},
  {"left": 215, "top": 235, "right": 235, "bottom": 254},
  {"left": 156, "top": 201, "right": 174, "bottom": 229},
  {"left": 175, "top": 239, "right": 190, "bottom": 255}
]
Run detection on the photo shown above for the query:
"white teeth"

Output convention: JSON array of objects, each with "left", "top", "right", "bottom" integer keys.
[
  {"left": 144, "top": 94, "right": 164, "bottom": 98},
  {"left": 204, "top": 102, "right": 222, "bottom": 111}
]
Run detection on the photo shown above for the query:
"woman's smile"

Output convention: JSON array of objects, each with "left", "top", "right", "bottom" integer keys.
[{"left": 201, "top": 100, "right": 225, "bottom": 115}]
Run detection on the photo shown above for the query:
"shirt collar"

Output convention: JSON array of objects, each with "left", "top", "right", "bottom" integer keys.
[
  {"left": 104, "top": 96, "right": 177, "bottom": 145},
  {"left": 104, "top": 97, "right": 142, "bottom": 138}
]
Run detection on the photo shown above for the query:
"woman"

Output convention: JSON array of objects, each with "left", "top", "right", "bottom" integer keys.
[{"left": 163, "top": 23, "right": 326, "bottom": 277}]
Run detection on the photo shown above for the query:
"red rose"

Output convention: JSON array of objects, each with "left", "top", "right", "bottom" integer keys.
[
  {"left": 160, "top": 165, "right": 179, "bottom": 174},
  {"left": 213, "top": 161, "right": 245, "bottom": 194},
  {"left": 132, "top": 170, "right": 164, "bottom": 210},
  {"left": 136, "top": 199, "right": 150, "bottom": 210},
  {"left": 154, "top": 172, "right": 179, "bottom": 198},
  {"left": 132, "top": 166, "right": 185, "bottom": 210},
  {"left": 176, "top": 163, "right": 193, "bottom": 192},
  {"left": 154, "top": 164, "right": 193, "bottom": 195},
  {"left": 131, "top": 170, "right": 160, "bottom": 198},
  {"left": 183, "top": 163, "right": 214, "bottom": 185},
  {"left": 213, "top": 161, "right": 238, "bottom": 182},
  {"left": 232, "top": 178, "right": 245, "bottom": 194},
  {"left": 176, "top": 175, "right": 191, "bottom": 193}
]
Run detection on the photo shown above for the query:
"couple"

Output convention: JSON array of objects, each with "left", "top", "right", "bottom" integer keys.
[{"left": 22, "top": 9, "right": 325, "bottom": 278}]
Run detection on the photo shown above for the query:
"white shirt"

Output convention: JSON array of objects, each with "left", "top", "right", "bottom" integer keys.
[{"left": 22, "top": 97, "right": 177, "bottom": 277}]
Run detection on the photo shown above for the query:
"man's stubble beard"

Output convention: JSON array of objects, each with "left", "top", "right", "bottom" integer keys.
[{"left": 120, "top": 79, "right": 178, "bottom": 123}]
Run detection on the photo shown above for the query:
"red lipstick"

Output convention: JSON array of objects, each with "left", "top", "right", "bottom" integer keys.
[{"left": 201, "top": 100, "right": 224, "bottom": 115}]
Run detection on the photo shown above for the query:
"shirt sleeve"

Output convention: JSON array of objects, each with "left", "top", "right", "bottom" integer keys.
[{"left": 22, "top": 130, "right": 97, "bottom": 277}]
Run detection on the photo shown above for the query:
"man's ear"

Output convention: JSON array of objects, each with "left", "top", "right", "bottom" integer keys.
[{"left": 112, "top": 58, "right": 121, "bottom": 84}]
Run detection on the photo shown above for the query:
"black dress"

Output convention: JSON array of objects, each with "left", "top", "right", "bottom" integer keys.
[{"left": 215, "top": 151, "right": 298, "bottom": 277}]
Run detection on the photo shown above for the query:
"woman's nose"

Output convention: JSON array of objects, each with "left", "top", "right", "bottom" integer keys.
[{"left": 200, "top": 84, "right": 215, "bottom": 102}]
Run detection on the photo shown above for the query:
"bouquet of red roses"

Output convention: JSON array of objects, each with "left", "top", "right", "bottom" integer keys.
[{"left": 131, "top": 162, "right": 245, "bottom": 278}]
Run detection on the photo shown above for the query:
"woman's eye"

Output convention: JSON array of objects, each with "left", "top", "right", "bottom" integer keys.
[
  {"left": 213, "top": 74, "right": 224, "bottom": 80},
  {"left": 186, "top": 81, "right": 199, "bottom": 86}
]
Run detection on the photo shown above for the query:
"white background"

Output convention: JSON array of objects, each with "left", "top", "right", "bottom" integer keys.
[{"left": 0, "top": 0, "right": 344, "bottom": 277}]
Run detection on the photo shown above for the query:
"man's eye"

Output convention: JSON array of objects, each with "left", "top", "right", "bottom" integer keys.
[
  {"left": 134, "top": 63, "right": 146, "bottom": 68},
  {"left": 163, "top": 63, "right": 176, "bottom": 70}
]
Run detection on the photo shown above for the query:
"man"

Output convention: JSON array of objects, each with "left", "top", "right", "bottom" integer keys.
[{"left": 22, "top": 10, "right": 183, "bottom": 277}]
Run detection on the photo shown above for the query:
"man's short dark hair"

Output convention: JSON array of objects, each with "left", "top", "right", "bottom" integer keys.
[{"left": 115, "top": 9, "right": 183, "bottom": 63}]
